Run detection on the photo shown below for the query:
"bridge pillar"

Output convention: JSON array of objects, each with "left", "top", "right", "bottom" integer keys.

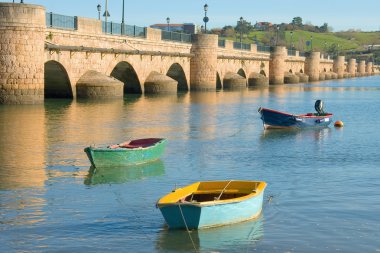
[
  {"left": 348, "top": 59, "right": 356, "bottom": 77},
  {"left": 333, "top": 56, "right": 345, "bottom": 78},
  {"left": 305, "top": 52, "right": 321, "bottom": 82},
  {"left": 358, "top": 60, "right": 366, "bottom": 76},
  {"left": 366, "top": 62, "right": 373, "bottom": 75},
  {"left": 0, "top": 3, "right": 45, "bottom": 104},
  {"left": 269, "top": 46, "right": 286, "bottom": 85},
  {"left": 190, "top": 34, "right": 218, "bottom": 90}
]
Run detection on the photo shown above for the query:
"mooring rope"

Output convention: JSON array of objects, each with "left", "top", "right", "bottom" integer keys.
[
  {"left": 216, "top": 180, "right": 233, "bottom": 201},
  {"left": 178, "top": 204, "right": 199, "bottom": 253}
]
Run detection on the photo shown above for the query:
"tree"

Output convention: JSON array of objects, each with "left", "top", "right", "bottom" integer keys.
[
  {"left": 292, "top": 17, "right": 303, "bottom": 27},
  {"left": 221, "top": 25, "right": 235, "bottom": 37},
  {"left": 235, "top": 18, "right": 254, "bottom": 35},
  {"left": 320, "top": 23, "right": 329, "bottom": 32}
]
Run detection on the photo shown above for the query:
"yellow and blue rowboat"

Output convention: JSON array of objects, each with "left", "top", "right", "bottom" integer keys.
[{"left": 157, "top": 180, "right": 267, "bottom": 229}]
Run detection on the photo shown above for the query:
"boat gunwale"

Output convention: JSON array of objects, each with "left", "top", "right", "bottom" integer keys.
[
  {"left": 259, "top": 107, "right": 333, "bottom": 118},
  {"left": 86, "top": 138, "right": 167, "bottom": 151},
  {"left": 157, "top": 181, "right": 267, "bottom": 207}
]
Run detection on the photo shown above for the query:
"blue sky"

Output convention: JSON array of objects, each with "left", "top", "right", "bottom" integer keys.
[{"left": 5, "top": 0, "right": 380, "bottom": 31}]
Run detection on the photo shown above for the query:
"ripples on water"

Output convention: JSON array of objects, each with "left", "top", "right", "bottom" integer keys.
[{"left": 1, "top": 77, "right": 380, "bottom": 252}]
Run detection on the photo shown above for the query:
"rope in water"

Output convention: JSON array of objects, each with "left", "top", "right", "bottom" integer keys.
[{"left": 178, "top": 203, "right": 199, "bottom": 253}]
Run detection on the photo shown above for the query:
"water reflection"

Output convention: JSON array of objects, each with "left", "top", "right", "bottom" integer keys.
[
  {"left": 260, "top": 127, "right": 332, "bottom": 142},
  {"left": 84, "top": 159, "right": 165, "bottom": 185},
  {"left": 156, "top": 215, "right": 264, "bottom": 252},
  {"left": 0, "top": 105, "right": 47, "bottom": 190},
  {"left": 0, "top": 189, "right": 46, "bottom": 226}
]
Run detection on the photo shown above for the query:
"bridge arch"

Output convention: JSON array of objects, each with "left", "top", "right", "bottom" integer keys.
[
  {"left": 216, "top": 72, "right": 222, "bottom": 90},
  {"left": 166, "top": 63, "right": 188, "bottom": 92},
  {"left": 44, "top": 60, "right": 73, "bottom": 98},
  {"left": 237, "top": 68, "right": 246, "bottom": 78},
  {"left": 111, "top": 61, "right": 142, "bottom": 94},
  {"left": 260, "top": 70, "right": 267, "bottom": 77}
]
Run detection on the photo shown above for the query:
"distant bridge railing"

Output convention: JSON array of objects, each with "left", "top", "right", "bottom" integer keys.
[
  {"left": 161, "top": 31, "right": 192, "bottom": 43},
  {"left": 102, "top": 22, "right": 146, "bottom": 38},
  {"left": 257, "top": 45, "right": 271, "bottom": 52},
  {"left": 233, "top": 42, "right": 251, "bottom": 51},
  {"left": 46, "top": 12, "right": 77, "bottom": 30},
  {"left": 287, "top": 49, "right": 296, "bottom": 56},
  {"left": 218, "top": 39, "right": 226, "bottom": 48}
]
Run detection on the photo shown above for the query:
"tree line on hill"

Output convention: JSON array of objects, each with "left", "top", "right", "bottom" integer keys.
[{"left": 210, "top": 16, "right": 331, "bottom": 39}]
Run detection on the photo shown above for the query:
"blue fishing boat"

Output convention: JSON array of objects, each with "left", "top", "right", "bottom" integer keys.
[
  {"left": 84, "top": 138, "right": 167, "bottom": 167},
  {"left": 157, "top": 180, "right": 267, "bottom": 230},
  {"left": 258, "top": 100, "right": 333, "bottom": 129}
]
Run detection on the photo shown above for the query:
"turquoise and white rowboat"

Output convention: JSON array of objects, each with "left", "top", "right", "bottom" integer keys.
[
  {"left": 157, "top": 180, "right": 267, "bottom": 230},
  {"left": 84, "top": 138, "right": 167, "bottom": 168}
]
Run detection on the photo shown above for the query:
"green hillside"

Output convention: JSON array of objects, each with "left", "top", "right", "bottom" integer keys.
[{"left": 221, "top": 30, "right": 380, "bottom": 53}]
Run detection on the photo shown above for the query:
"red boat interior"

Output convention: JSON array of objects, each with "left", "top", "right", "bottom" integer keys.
[{"left": 108, "top": 138, "right": 163, "bottom": 149}]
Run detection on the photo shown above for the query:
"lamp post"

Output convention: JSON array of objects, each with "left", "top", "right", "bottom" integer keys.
[
  {"left": 337, "top": 44, "right": 340, "bottom": 56},
  {"left": 97, "top": 4, "right": 101, "bottom": 20},
  {"left": 276, "top": 25, "right": 279, "bottom": 46},
  {"left": 310, "top": 36, "right": 313, "bottom": 51},
  {"left": 166, "top": 17, "right": 170, "bottom": 32},
  {"left": 290, "top": 31, "right": 294, "bottom": 50},
  {"left": 239, "top": 17, "right": 243, "bottom": 43},
  {"left": 121, "top": 0, "right": 125, "bottom": 34},
  {"left": 203, "top": 4, "right": 209, "bottom": 33},
  {"left": 103, "top": 0, "right": 110, "bottom": 33}
]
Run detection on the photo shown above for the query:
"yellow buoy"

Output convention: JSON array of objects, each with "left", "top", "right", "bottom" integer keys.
[{"left": 334, "top": 120, "right": 344, "bottom": 127}]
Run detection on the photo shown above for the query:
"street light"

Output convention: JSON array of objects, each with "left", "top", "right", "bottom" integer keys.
[
  {"left": 97, "top": 4, "right": 101, "bottom": 20},
  {"left": 290, "top": 31, "right": 294, "bottom": 49},
  {"left": 203, "top": 4, "right": 209, "bottom": 33},
  {"left": 121, "top": 0, "right": 125, "bottom": 34},
  {"left": 310, "top": 36, "right": 313, "bottom": 51},
  {"left": 239, "top": 17, "right": 243, "bottom": 43},
  {"left": 103, "top": 0, "right": 110, "bottom": 33},
  {"left": 276, "top": 25, "right": 279, "bottom": 46},
  {"left": 166, "top": 17, "right": 170, "bottom": 32}
]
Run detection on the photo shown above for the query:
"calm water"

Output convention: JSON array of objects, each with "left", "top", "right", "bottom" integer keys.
[{"left": 1, "top": 77, "right": 380, "bottom": 253}]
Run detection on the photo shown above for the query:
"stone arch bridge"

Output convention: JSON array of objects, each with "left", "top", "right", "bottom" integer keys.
[{"left": 0, "top": 3, "right": 378, "bottom": 104}]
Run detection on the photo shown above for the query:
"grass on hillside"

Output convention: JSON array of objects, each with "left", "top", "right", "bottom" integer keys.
[{"left": 221, "top": 30, "right": 380, "bottom": 52}]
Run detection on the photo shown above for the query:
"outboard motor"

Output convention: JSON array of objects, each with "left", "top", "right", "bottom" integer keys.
[{"left": 315, "top": 100, "right": 324, "bottom": 115}]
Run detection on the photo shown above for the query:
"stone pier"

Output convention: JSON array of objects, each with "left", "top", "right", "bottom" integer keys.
[
  {"left": 333, "top": 56, "right": 345, "bottom": 79},
  {"left": 0, "top": 3, "right": 45, "bottom": 104},
  {"left": 190, "top": 34, "right": 218, "bottom": 91},
  {"left": 305, "top": 52, "right": 320, "bottom": 82},
  {"left": 358, "top": 60, "right": 366, "bottom": 76},
  {"left": 348, "top": 59, "right": 357, "bottom": 77},
  {"left": 269, "top": 46, "right": 287, "bottom": 85}
]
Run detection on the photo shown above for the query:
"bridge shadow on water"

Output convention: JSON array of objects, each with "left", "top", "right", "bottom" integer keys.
[
  {"left": 155, "top": 215, "right": 264, "bottom": 252},
  {"left": 84, "top": 159, "right": 165, "bottom": 185}
]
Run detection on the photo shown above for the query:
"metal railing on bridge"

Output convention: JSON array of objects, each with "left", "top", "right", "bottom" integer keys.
[
  {"left": 233, "top": 42, "right": 251, "bottom": 51},
  {"left": 257, "top": 45, "right": 271, "bottom": 52},
  {"left": 46, "top": 12, "right": 77, "bottom": 30},
  {"left": 102, "top": 22, "right": 146, "bottom": 38},
  {"left": 161, "top": 31, "right": 192, "bottom": 43},
  {"left": 287, "top": 49, "right": 296, "bottom": 56},
  {"left": 218, "top": 40, "right": 226, "bottom": 48}
]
